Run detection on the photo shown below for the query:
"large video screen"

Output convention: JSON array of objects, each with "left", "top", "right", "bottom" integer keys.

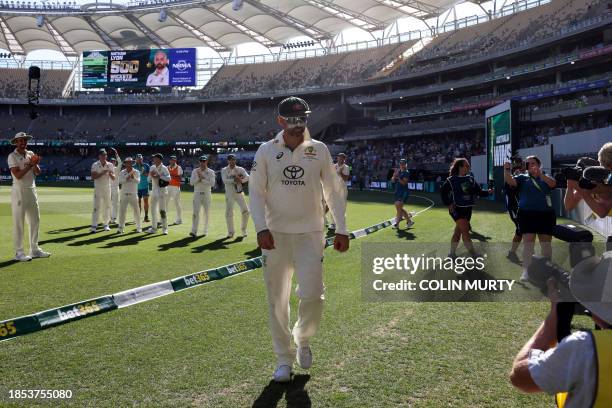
[
  {"left": 82, "top": 48, "right": 196, "bottom": 88},
  {"left": 485, "top": 101, "right": 513, "bottom": 182}
]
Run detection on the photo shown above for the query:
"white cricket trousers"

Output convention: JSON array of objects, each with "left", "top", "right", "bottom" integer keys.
[
  {"left": 192, "top": 190, "right": 211, "bottom": 235},
  {"left": 225, "top": 190, "right": 249, "bottom": 235},
  {"left": 263, "top": 230, "right": 325, "bottom": 366},
  {"left": 150, "top": 189, "right": 168, "bottom": 231},
  {"left": 11, "top": 187, "right": 41, "bottom": 255},
  {"left": 92, "top": 187, "right": 111, "bottom": 227},
  {"left": 118, "top": 192, "right": 141, "bottom": 230},
  {"left": 111, "top": 185, "right": 119, "bottom": 221},
  {"left": 167, "top": 185, "right": 182, "bottom": 223}
]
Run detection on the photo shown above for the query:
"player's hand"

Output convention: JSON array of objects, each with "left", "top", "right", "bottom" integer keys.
[
  {"left": 234, "top": 175, "right": 242, "bottom": 183},
  {"left": 503, "top": 162, "right": 511, "bottom": 171},
  {"left": 257, "top": 230, "right": 275, "bottom": 250},
  {"left": 333, "top": 234, "right": 349, "bottom": 252},
  {"left": 29, "top": 154, "right": 40, "bottom": 165}
]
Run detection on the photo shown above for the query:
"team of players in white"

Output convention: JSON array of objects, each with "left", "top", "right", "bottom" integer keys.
[{"left": 7, "top": 96, "right": 351, "bottom": 386}]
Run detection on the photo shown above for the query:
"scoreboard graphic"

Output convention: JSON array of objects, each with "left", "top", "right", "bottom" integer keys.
[{"left": 82, "top": 48, "right": 196, "bottom": 88}]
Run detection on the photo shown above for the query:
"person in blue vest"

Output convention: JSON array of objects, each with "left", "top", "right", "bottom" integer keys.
[
  {"left": 391, "top": 159, "right": 414, "bottom": 229},
  {"left": 440, "top": 158, "right": 492, "bottom": 257},
  {"left": 510, "top": 254, "right": 612, "bottom": 408},
  {"left": 504, "top": 155, "right": 556, "bottom": 282}
]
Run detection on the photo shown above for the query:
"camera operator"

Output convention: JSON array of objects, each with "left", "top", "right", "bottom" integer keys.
[
  {"left": 510, "top": 254, "right": 612, "bottom": 408},
  {"left": 577, "top": 143, "right": 612, "bottom": 220},
  {"left": 504, "top": 155, "right": 557, "bottom": 282}
]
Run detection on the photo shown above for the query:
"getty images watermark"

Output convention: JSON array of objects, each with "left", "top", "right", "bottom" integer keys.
[{"left": 361, "top": 243, "right": 606, "bottom": 302}]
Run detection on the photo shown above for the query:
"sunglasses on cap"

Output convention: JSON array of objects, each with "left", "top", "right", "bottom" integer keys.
[{"left": 281, "top": 116, "right": 308, "bottom": 128}]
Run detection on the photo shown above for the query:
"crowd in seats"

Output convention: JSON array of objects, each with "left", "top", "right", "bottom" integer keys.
[
  {"left": 340, "top": 134, "right": 485, "bottom": 181},
  {"left": 202, "top": 42, "right": 415, "bottom": 97},
  {"left": 519, "top": 112, "right": 611, "bottom": 148},
  {"left": 391, "top": 0, "right": 610, "bottom": 78},
  {"left": 0, "top": 68, "right": 71, "bottom": 99}
]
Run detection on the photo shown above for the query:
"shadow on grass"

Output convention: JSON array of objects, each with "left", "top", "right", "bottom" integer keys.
[
  {"left": 191, "top": 237, "right": 233, "bottom": 253},
  {"left": 46, "top": 224, "right": 92, "bottom": 234},
  {"left": 67, "top": 231, "right": 125, "bottom": 247},
  {"left": 0, "top": 259, "right": 20, "bottom": 269},
  {"left": 252, "top": 374, "right": 311, "bottom": 408},
  {"left": 158, "top": 235, "right": 201, "bottom": 251},
  {"left": 100, "top": 232, "right": 158, "bottom": 248},
  {"left": 244, "top": 247, "right": 262, "bottom": 259},
  {"left": 39, "top": 231, "right": 93, "bottom": 245},
  {"left": 469, "top": 230, "right": 492, "bottom": 242},
  {"left": 396, "top": 229, "right": 416, "bottom": 240}
]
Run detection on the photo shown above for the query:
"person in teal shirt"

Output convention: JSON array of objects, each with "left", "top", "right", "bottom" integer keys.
[
  {"left": 134, "top": 153, "right": 151, "bottom": 223},
  {"left": 504, "top": 155, "right": 557, "bottom": 282}
]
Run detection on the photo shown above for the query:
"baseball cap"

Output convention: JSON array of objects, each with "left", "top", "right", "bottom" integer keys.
[
  {"left": 124, "top": 157, "right": 134, "bottom": 163},
  {"left": 399, "top": 159, "right": 407, "bottom": 164},
  {"left": 152, "top": 153, "right": 163, "bottom": 160},
  {"left": 170, "top": 155, "right": 177, "bottom": 160},
  {"left": 136, "top": 154, "right": 143, "bottom": 159},
  {"left": 278, "top": 96, "right": 311, "bottom": 118},
  {"left": 99, "top": 149, "right": 107, "bottom": 155},
  {"left": 227, "top": 154, "right": 236, "bottom": 160},
  {"left": 337, "top": 153, "right": 346, "bottom": 157},
  {"left": 199, "top": 155, "right": 208, "bottom": 161}
]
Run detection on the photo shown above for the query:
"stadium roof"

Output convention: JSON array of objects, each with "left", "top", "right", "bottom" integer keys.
[{"left": 0, "top": 0, "right": 461, "bottom": 56}]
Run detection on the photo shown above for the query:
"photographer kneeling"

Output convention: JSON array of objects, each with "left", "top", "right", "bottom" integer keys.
[{"left": 510, "top": 253, "right": 612, "bottom": 407}]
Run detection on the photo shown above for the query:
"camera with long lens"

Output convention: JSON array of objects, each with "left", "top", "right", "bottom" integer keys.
[
  {"left": 554, "top": 157, "right": 599, "bottom": 188},
  {"left": 528, "top": 224, "right": 598, "bottom": 341}
]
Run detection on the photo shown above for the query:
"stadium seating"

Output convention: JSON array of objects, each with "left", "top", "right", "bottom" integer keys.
[{"left": 0, "top": 68, "right": 71, "bottom": 99}]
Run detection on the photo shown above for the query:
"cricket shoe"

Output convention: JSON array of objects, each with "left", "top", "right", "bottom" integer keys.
[
  {"left": 30, "top": 249, "right": 51, "bottom": 259},
  {"left": 272, "top": 365, "right": 292, "bottom": 383},
  {"left": 520, "top": 269, "right": 530, "bottom": 282},
  {"left": 405, "top": 219, "right": 415, "bottom": 228},
  {"left": 175, "top": 220, "right": 182, "bottom": 225},
  {"left": 15, "top": 252, "right": 32, "bottom": 262},
  {"left": 103, "top": 224, "right": 111, "bottom": 231},
  {"left": 296, "top": 346, "right": 312, "bottom": 369},
  {"left": 136, "top": 228, "right": 142, "bottom": 233},
  {"left": 146, "top": 228, "right": 157, "bottom": 234},
  {"left": 226, "top": 233, "right": 234, "bottom": 239},
  {"left": 189, "top": 232, "right": 197, "bottom": 238},
  {"left": 117, "top": 228, "right": 124, "bottom": 234},
  {"left": 90, "top": 226, "right": 97, "bottom": 233},
  {"left": 163, "top": 229, "right": 168, "bottom": 235}
]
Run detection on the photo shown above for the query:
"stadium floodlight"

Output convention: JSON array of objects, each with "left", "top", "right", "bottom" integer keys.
[
  {"left": 158, "top": 8, "right": 167, "bottom": 23},
  {"left": 232, "top": 0, "right": 243, "bottom": 11}
]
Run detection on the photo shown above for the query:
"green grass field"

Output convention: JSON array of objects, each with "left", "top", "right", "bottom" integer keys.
[{"left": 0, "top": 187, "right": 598, "bottom": 407}]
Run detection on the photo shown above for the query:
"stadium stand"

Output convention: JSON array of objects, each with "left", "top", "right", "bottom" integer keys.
[{"left": 0, "top": 68, "right": 71, "bottom": 99}]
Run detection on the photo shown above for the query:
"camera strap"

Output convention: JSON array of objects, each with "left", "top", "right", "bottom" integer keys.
[{"left": 530, "top": 176, "right": 552, "bottom": 207}]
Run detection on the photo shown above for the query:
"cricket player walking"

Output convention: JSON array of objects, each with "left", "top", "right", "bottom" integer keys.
[
  {"left": 221, "top": 154, "right": 249, "bottom": 238},
  {"left": 325, "top": 152, "right": 350, "bottom": 229},
  {"left": 249, "top": 97, "right": 349, "bottom": 382},
  {"left": 109, "top": 148, "right": 121, "bottom": 224},
  {"left": 7, "top": 132, "right": 50, "bottom": 261},
  {"left": 189, "top": 155, "right": 216, "bottom": 237},
  {"left": 117, "top": 157, "right": 141, "bottom": 233},
  {"left": 146, "top": 153, "right": 171, "bottom": 235},
  {"left": 91, "top": 148, "right": 115, "bottom": 233},
  {"left": 167, "top": 155, "right": 183, "bottom": 225}
]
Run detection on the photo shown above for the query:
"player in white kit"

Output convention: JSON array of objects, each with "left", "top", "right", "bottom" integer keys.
[
  {"left": 90, "top": 148, "right": 115, "bottom": 233},
  {"left": 221, "top": 154, "right": 250, "bottom": 238},
  {"left": 117, "top": 157, "right": 141, "bottom": 234},
  {"left": 324, "top": 152, "right": 351, "bottom": 229},
  {"left": 189, "top": 155, "right": 216, "bottom": 237},
  {"left": 146, "top": 153, "right": 171, "bottom": 235},
  {"left": 109, "top": 148, "right": 121, "bottom": 224},
  {"left": 167, "top": 155, "right": 183, "bottom": 225},
  {"left": 249, "top": 97, "right": 349, "bottom": 382},
  {"left": 7, "top": 132, "right": 51, "bottom": 261}
]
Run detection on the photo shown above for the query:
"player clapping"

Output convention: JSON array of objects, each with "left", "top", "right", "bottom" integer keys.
[
  {"left": 90, "top": 148, "right": 115, "bottom": 233},
  {"left": 189, "top": 155, "right": 216, "bottom": 237},
  {"left": 117, "top": 157, "right": 141, "bottom": 234}
]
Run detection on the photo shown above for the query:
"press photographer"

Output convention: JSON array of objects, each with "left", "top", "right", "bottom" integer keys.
[{"left": 510, "top": 252, "right": 612, "bottom": 408}]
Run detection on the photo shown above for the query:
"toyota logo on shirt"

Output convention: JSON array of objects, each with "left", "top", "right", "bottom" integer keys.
[{"left": 282, "top": 165, "right": 305, "bottom": 185}]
